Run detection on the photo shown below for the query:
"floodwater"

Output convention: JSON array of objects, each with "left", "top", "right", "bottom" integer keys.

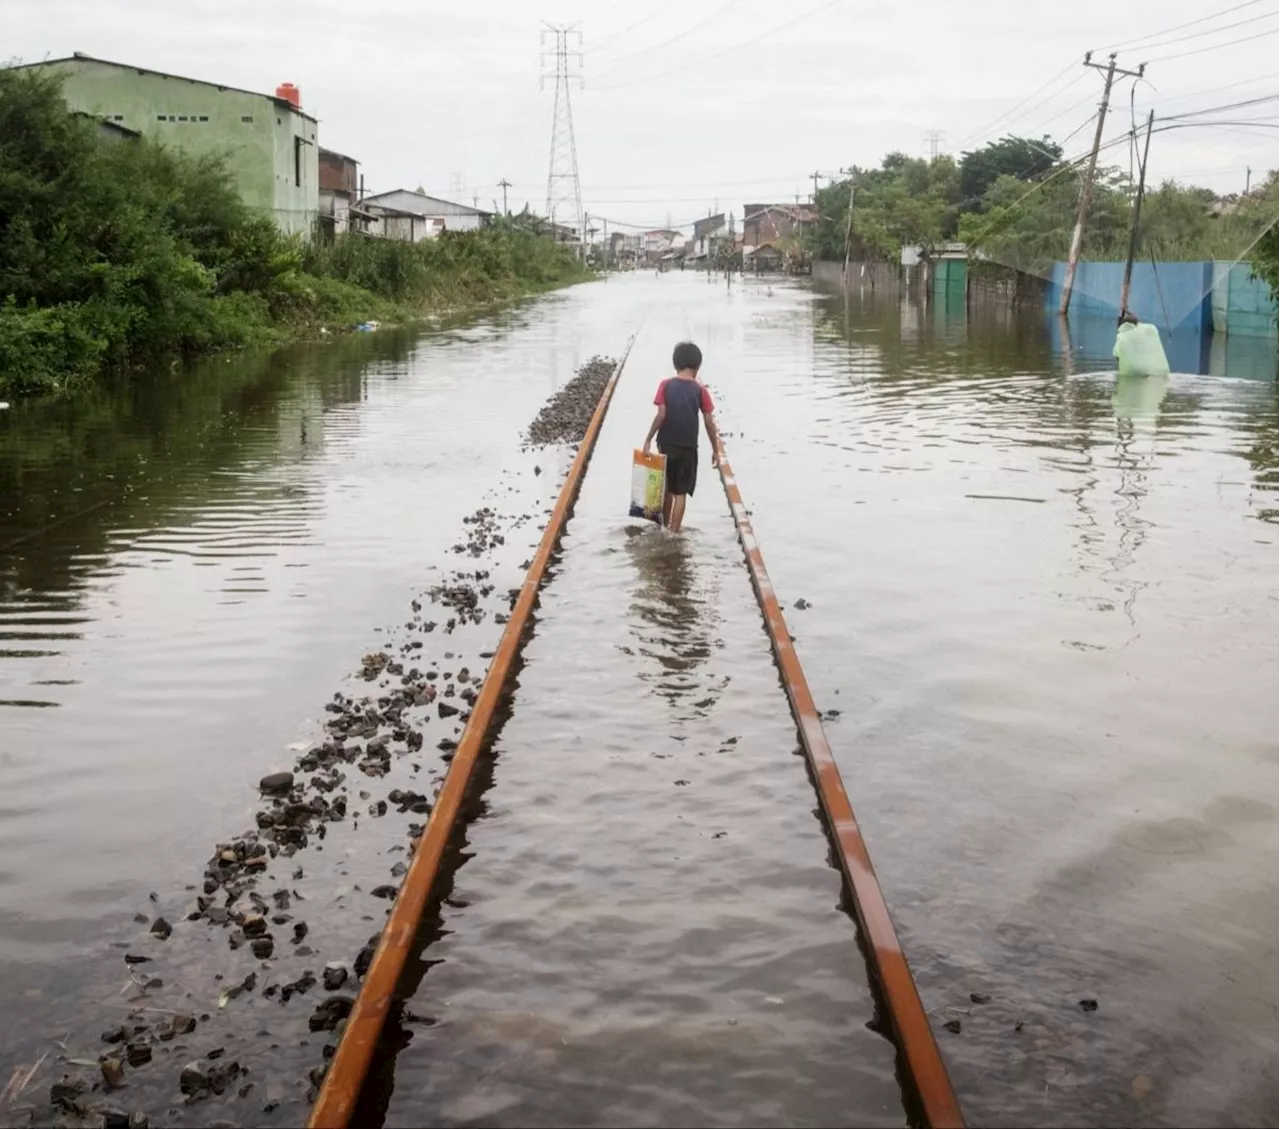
[{"left": 0, "top": 273, "right": 1275, "bottom": 1129}]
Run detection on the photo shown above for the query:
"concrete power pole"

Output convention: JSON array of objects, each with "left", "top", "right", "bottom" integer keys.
[
  {"left": 1060, "top": 51, "right": 1145, "bottom": 315},
  {"left": 498, "top": 178, "right": 512, "bottom": 215},
  {"left": 810, "top": 169, "right": 823, "bottom": 203},
  {"left": 541, "top": 22, "right": 585, "bottom": 255}
]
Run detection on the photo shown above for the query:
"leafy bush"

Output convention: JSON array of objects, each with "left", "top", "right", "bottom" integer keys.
[
  {"left": 0, "top": 67, "right": 590, "bottom": 395},
  {"left": 0, "top": 300, "right": 110, "bottom": 392}
]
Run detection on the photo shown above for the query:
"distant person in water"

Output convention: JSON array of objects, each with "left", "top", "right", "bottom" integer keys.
[{"left": 642, "top": 341, "right": 723, "bottom": 533}]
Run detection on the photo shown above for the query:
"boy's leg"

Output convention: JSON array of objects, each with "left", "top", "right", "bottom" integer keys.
[
  {"left": 668, "top": 493, "right": 687, "bottom": 533},
  {"left": 663, "top": 490, "right": 675, "bottom": 527}
]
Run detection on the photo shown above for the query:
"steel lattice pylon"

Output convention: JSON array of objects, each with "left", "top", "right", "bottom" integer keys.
[{"left": 541, "top": 22, "right": 583, "bottom": 251}]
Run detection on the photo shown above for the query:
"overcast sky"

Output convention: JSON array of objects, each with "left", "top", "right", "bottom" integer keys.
[{"left": 10, "top": 0, "right": 1278, "bottom": 232}]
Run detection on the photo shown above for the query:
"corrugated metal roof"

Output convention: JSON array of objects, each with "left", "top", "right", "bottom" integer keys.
[
  {"left": 362, "top": 188, "right": 491, "bottom": 217},
  {"left": 319, "top": 147, "right": 360, "bottom": 166}
]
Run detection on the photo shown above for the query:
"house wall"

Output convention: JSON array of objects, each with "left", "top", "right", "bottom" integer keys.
[
  {"left": 319, "top": 190, "right": 351, "bottom": 235},
  {"left": 31, "top": 57, "right": 318, "bottom": 235},
  {"left": 743, "top": 209, "right": 804, "bottom": 247},
  {"left": 319, "top": 152, "right": 358, "bottom": 196},
  {"left": 361, "top": 190, "right": 486, "bottom": 231}
]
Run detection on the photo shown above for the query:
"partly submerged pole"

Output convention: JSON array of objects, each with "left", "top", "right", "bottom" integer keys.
[{"left": 1120, "top": 110, "right": 1155, "bottom": 316}]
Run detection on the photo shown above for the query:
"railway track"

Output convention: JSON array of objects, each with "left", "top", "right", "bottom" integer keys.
[{"left": 308, "top": 339, "right": 963, "bottom": 1129}]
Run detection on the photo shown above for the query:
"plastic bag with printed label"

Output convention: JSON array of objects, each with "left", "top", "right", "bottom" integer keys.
[{"left": 629, "top": 450, "right": 666, "bottom": 524}]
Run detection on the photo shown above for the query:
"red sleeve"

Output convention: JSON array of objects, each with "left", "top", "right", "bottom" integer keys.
[
  {"left": 653, "top": 379, "right": 668, "bottom": 406},
  {"left": 699, "top": 384, "right": 715, "bottom": 414}
]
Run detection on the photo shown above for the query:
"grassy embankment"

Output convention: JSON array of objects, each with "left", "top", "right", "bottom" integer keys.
[{"left": 0, "top": 68, "right": 591, "bottom": 396}]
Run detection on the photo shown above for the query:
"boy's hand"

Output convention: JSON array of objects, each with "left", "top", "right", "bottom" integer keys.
[
  {"left": 642, "top": 440, "right": 651, "bottom": 456},
  {"left": 711, "top": 447, "right": 722, "bottom": 469}
]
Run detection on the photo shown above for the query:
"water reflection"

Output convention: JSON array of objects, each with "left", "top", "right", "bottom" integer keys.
[{"left": 623, "top": 527, "right": 725, "bottom": 718}]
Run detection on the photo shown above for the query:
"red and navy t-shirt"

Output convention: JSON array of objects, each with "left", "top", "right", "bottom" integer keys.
[{"left": 654, "top": 377, "right": 714, "bottom": 450}]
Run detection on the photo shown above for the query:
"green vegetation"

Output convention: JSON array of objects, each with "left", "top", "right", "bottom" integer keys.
[
  {"left": 811, "top": 135, "right": 1279, "bottom": 295},
  {"left": 0, "top": 69, "right": 589, "bottom": 395}
]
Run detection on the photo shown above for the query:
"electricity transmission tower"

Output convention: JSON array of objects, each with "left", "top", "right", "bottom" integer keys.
[
  {"left": 925, "top": 130, "right": 945, "bottom": 160},
  {"left": 541, "top": 22, "right": 584, "bottom": 249}
]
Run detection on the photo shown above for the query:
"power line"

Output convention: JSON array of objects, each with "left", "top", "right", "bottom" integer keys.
[
  {"left": 585, "top": 0, "right": 681, "bottom": 55},
  {"left": 1144, "top": 26, "right": 1278, "bottom": 64},
  {"left": 591, "top": 0, "right": 842, "bottom": 91},
  {"left": 1158, "top": 94, "right": 1279, "bottom": 122},
  {"left": 1036, "top": 86, "right": 1108, "bottom": 132},
  {"left": 1109, "top": 10, "right": 1277, "bottom": 54},
  {"left": 1097, "top": 0, "right": 1268, "bottom": 51},
  {"left": 952, "top": 59, "right": 1084, "bottom": 150},
  {"left": 590, "top": 0, "right": 747, "bottom": 83},
  {"left": 1144, "top": 71, "right": 1280, "bottom": 107},
  {"left": 1058, "top": 110, "right": 1103, "bottom": 148}
]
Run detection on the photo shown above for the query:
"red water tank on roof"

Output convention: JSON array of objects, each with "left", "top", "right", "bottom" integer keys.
[{"left": 275, "top": 83, "right": 301, "bottom": 109}]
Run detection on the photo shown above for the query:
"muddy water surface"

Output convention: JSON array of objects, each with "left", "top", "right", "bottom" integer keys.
[{"left": 0, "top": 273, "right": 1275, "bottom": 1129}]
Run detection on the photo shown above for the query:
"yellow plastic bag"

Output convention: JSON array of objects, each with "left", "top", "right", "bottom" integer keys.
[{"left": 629, "top": 450, "right": 666, "bottom": 524}]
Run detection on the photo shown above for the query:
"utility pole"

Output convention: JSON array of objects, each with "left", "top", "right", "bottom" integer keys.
[
  {"left": 542, "top": 22, "right": 585, "bottom": 255},
  {"left": 1060, "top": 51, "right": 1145, "bottom": 315},
  {"left": 839, "top": 167, "right": 856, "bottom": 290},
  {"left": 1120, "top": 110, "right": 1155, "bottom": 315},
  {"left": 498, "top": 178, "right": 512, "bottom": 215},
  {"left": 925, "top": 131, "right": 945, "bottom": 160},
  {"left": 810, "top": 169, "right": 823, "bottom": 203},
  {"left": 1245, "top": 166, "right": 1252, "bottom": 194}
]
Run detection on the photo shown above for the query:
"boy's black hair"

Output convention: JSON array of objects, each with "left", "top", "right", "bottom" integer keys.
[
  {"left": 1117, "top": 309, "right": 1140, "bottom": 326},
  {"left": 672, "top": 341, "right": 702, "bottom": 373}
]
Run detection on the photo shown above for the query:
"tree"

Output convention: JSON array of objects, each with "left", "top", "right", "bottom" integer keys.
[
  {"left": 959, "top": 135, "right": 1063, "bottom": 211},
  {"left": 810, "top": 155, "right": 961, "bottom": 261}
]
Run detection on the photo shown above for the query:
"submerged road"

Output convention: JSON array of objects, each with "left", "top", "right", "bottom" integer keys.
[{"left": 0, "top": 273, "right": 1274, "bottom": 1129}]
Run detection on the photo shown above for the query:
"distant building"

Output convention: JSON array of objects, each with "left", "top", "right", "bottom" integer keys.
[
  {"left": 360, "top": 189, "right": 491, "bottom": 241},
  {"left": 742, "top": 203, "right": 817, "bottom": 250},
  {"left": 690, "top": 213, "right": 728, "bottom": 263},
  {"left": 18, "top": 53, "right": 320, "bottom": 235},
  {"left": 642, "top": 229, "right": 680, "bottom": 264},
  {"left": 318, "top": 148, "right": 360, "bottom": 238}
]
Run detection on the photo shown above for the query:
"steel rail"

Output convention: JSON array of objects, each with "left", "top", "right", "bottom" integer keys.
[
  {"left": 715, "top": 452, "right": 965, "bottom": 1129},
  {"left": 308, "top": 335, "right": 637, "bottom": 1129}
]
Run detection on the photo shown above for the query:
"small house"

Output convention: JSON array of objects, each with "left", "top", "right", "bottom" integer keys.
[
  {"left": 360, "top": 189, "right": 492, "bottom": 241},
  {"left": 318, "top": 148, "right": 360, "bottom": 237}
]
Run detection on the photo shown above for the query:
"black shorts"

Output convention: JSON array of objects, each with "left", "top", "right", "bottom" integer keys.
[{"left": 660, "top": 444, "right": 698, "bottom": 496}]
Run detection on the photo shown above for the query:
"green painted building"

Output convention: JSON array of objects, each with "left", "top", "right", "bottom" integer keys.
[{"left": 21, "top": 53, "right": 319, "bottom": 235}]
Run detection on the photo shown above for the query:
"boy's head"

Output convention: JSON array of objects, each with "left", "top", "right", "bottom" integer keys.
[
  {"left": 1118, "top": 309, "right": 1140, "bottom": 326},
  {"left": 672, "top": 341, "right": 702, "bottom": 374}
]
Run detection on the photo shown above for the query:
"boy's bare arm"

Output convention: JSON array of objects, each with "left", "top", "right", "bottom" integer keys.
[
  {"left": 703, "top": 410, "right": 724, "bottom": 467},
  {"left": 642, "top": 405, "right": 666, "bottom": 454}
]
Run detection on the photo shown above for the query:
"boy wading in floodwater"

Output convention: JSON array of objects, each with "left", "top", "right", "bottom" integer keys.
[{"left": 642, "top": 341, "right": 723, "bottom": 533}]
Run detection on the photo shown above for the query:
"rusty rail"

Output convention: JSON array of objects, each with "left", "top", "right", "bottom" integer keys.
[
  {"left": 308, "top": 336, "right": 636, "bottom": 1129},
  {"left": 714, "top": 452, "right": 965, "bottom": 1129}
]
